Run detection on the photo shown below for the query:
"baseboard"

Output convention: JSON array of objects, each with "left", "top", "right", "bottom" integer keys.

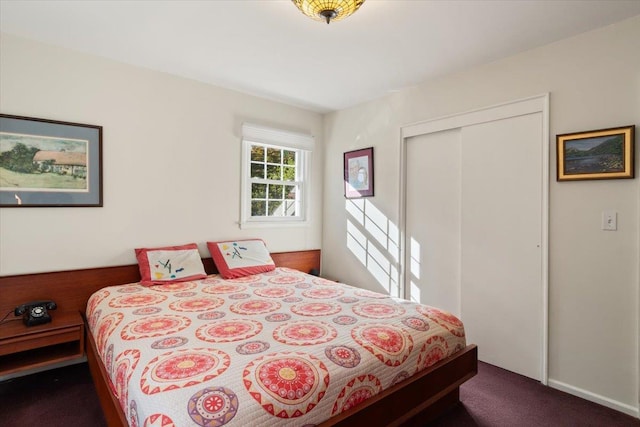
[{"left": 548, "top": 379, "right": 639, "bottom": 418}]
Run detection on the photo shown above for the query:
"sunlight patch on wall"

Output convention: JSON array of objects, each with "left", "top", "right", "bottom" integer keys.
[
  {"left": 410, "top": 281, "right": 421, "bottom": 303},
  {"left": 410, "top": 237, "right": 421, "bottom": 280},
  {"left": 345, "top": 199, "right": 400, "bottom": 297},
  {"left": 346, "top": 219, "right": 367, "bottom": 265},
  {"left": 409, "top": 237, "right": 421, "bottom": 303}
]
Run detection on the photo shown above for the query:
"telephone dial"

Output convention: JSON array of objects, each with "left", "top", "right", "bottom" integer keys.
[{"left": 14, "top": 300, "right": 57, "bottom": 326}]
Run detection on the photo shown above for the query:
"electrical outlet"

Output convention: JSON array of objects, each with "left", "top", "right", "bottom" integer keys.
[{"left": 601, "top": 211, "right": 617, "bottom": 231}]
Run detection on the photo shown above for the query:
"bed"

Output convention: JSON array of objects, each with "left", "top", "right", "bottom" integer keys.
[{"left": 82, "top": 250, "right": 477, "bottom": 427}]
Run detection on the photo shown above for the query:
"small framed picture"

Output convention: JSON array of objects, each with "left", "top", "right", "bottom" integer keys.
[
  {"left": 556, "top": 125, "right": 635, "bottom": 181},
  {"left": 344, "top": 147, "right": 374, "bottom": 198},
  {"left": 0, "top": 114, "right": 103, "bottom": 207}
]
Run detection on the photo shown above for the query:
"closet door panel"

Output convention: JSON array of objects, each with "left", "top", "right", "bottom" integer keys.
[
  {"left": 460, "top": 113, "right": 543, "bottom": 380},
  {"left": 406, "top": 129, "right": 461, "bottom": 316}
]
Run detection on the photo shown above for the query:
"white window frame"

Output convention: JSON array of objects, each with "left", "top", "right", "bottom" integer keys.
[{"left": 240, "top": 123, "right": 313, "bottom": 228}]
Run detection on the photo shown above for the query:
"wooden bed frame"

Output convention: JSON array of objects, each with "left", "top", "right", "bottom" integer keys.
[{"left": 0, "top": 249, "right": 477, "bottom": 426}]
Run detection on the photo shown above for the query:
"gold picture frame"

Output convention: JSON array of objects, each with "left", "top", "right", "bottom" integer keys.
[{"left": 556, "top": 125, "right": 635, "bottom": 181}]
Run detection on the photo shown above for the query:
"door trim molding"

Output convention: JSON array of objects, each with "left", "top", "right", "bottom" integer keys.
[{"left": 398, "top": 93, "right": 550, "bottom": 384}]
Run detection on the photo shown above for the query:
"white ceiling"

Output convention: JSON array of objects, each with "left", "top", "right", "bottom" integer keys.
[{"left": 1, "top": 1, "right": 640, "bottom": 113}]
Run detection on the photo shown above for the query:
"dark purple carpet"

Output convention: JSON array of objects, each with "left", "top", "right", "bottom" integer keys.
[
  {"left": 431, "top": 362, "right": 639, "bottom": 427},
  {"left": 0, "top": 361, "right": 638, "bottom": 426},
  {"left": 0, "top": 362, "right": 107, "bottom": 427}
]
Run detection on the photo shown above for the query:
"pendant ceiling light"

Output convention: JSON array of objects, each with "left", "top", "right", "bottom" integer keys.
[{"left": 292, "top": 0, "right": 366, "bottom": 24}]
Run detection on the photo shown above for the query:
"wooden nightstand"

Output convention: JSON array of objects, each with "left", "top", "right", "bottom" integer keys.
[{"left": 0, "top": 311, "right": 84, "bottom": 377}]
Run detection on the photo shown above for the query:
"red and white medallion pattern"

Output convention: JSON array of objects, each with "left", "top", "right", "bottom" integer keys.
[
  {"left": 114, "top": 349, "right": 140, "bottom": 413},
  {"left": 331, "top": 374, "right": 382, "bottom": 416},
  {"left": 290, "top": 302, "right": 342, "bottom": 317},
  {"left": 324, "top": 345, "right": 361, "bottom": 368},
  {"left": 301, "top": 287, "right": 344, "bottom": 299},
  {"left": 416, "top": 306, "right": 465, "bottom": 337},
  {"left": 253, "top": 287, "right": 294, "bottom": 298},
  {"left": 88, "top": 267, "right": 466, "bottom": 426},
  {"left": 133, "top": 307, "right": 163, "bottom": 316},
  {"left": 149, "top": 281, "right": 197, "bottom": 293},
  {"left": 415, "top": 335, "right": 448, "bottom": 373},
  {"left": 228, "top": 275, "right": 262, "bottom": 283},
  {"left": 188, "top": 387, "right": 239, "bottom": 427},
  {"left": 268, "top": 274, "right": 305, "bottom": 285},
  {"left": 351, "top": 323, "right": 414, "bottom": 367},
  {"left": 265, "top": 313, "right": 291, "bottom": 322},
  {"left": 243, "top": 352, "right": 330, "bottom": 418},
  {"left": 197, "top": 311, "right": 226, "bottom": 320},
  {"left": 351, "top": 301, "right": 405, "bottom": 319},
  {"left": 96, "top": 312, "right": 124, "bottom": 357},
  {"left": 110, "top": 294, "right": 167, "bottom": 308},
  {"left": 87, "top": 289, "right": 110, "bottom": 315},
  {"left": 195, "top": 319, "right": 263, "bottom": 343},
  {"left": 273, "top": 320, "right": 337, "bottom": 346},
  {"left": 236, "top": 340, "right": 270, "bottom": 355},
  {"left": 144, "top": 414, "right": 176, "bottom": 427},
  {"left": 121, "top": 315, "right": 191, "bottom": 340},
  {"left": 141, "top": 348, "right": 231, "bottom": 395},
  {"left": 151, "top": 336, "right": 189, "bottom": 350},
  {"left": 202, "top": 284, "right": 246, "bottom": 294},
  {"left": 119, "top": 285, "right": 142, "bottom": 293},
  {"left": 88, "top": 309, "right": 102, "bottom": 331},
  {"left": 312, "top": 277, "right": 339, "bottom": 287},
  {"left": 401, "top": 316, "right": 431, "bottom": 332},
  {"left": 130, "top": 399, "right": 140, "bottom": 427},
  {"left": 354, "top": 289, "right": 390, "bottom": 299},
  {"left": 230, "top": 299, "right": 281, "bottom": 315},
  {"left": 169, "top": 297, "right": 224, "bottom": 312}
]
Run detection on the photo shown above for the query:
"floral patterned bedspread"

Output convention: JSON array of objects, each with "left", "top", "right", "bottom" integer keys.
[{"left": 86, "top": 267, "right": 466, "bottom": 427}]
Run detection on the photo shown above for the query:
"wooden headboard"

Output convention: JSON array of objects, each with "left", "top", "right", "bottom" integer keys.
[{"left": 0, "top": 249, "right": 320, "bottom": 317}]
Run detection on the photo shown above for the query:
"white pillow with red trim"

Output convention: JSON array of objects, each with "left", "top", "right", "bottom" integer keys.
[
  {"left": 135, "top": 243, "right": 207, "bottom": 286},
  {"left": 207, "top": 239, "right": 275, "bottom": 279}
]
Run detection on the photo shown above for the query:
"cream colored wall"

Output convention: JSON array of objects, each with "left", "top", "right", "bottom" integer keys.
[
  {"left": 0, "top": 33, "right": 323, "bottom": 276},
  {"left": 322, "top": 17, "right": 639, "bottom": 414}
]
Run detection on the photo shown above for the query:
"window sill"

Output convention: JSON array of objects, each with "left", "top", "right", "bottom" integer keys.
[{"left": 238, "top": 220, "right": 311, "bottom": 229}]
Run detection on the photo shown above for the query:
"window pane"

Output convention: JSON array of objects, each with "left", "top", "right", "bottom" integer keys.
[
  {"left": 284, "top": 200, "right": 297, "bottom": 216},
  {"left": 251, "top": 163, "right": 265, "bottom": 178},
  {"left": 268, "top": 184, "right": 283, "bottom": 199},
  {"left": 244, "top": 138, "right": 307, "bottom": 222},
  {"left": 252, "top": 183, "right": 267, "bottom": 199},
  {"left": 283, "top": 150, "right": 295, "bottom": 165},
  {"left": 251, "top": 201, "right": 266, "bottom": 216},
  {"left": 251, "top": 145, "right": 264, "bottom": 162},
  {"left": 268, "top": 200, "right": 283, "bottom": 216},
  {"left": 266, "top": 164, "right": 281, "bottom": 180},
  {"left": 285, "top": 185, "right": 296, "bottom": 199},
  {"left": 282, "top": 166, "right": 295, "bottom": 181},
  {"left": 266, "top": 148, "right": 281, "bottom": 164}
]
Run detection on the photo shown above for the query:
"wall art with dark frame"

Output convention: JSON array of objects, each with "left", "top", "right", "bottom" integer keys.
[
  {"left": 556, "top": 125, "right": 635, "bottom": 181},
  {"left": 0, "top": 114, "right": 103, "bottom": 207},
  {"left": 344, "top": 147, "right": 374, "bottom": 198}
]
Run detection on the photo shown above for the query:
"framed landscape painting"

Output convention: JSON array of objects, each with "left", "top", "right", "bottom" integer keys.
[
  {"left": 0, "top": 114, "right": 103, "bottom": 207},
  {"left": 556, "top": 125, "right": 635, "bottom": 181}
]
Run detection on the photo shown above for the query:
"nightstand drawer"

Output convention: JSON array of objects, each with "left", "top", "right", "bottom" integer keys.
[
  {"left": 0, "top": 311, "right": 85, "bottom": 377},
  {"left": 0, "top": 325, "right": 82, "bottom": 356}
]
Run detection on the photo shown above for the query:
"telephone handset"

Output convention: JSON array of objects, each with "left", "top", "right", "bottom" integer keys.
[{"left": 14, "top": 300, "right": 57, "bottom": 326}]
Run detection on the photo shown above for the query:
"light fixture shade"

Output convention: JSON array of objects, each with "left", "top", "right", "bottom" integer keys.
[{"left": 292, "top": 0, "right": 365, "bottom": 24}]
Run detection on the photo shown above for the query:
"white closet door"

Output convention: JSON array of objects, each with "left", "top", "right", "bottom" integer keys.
[
  {"left": 460, "top": 113, "right": 543, "bottom": 380},
  {"left": 404, "top": 107, "right": 545, "bottom": 381},
  {"left": 406, "top": 129, "right": 462, "bottom": 316}
]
